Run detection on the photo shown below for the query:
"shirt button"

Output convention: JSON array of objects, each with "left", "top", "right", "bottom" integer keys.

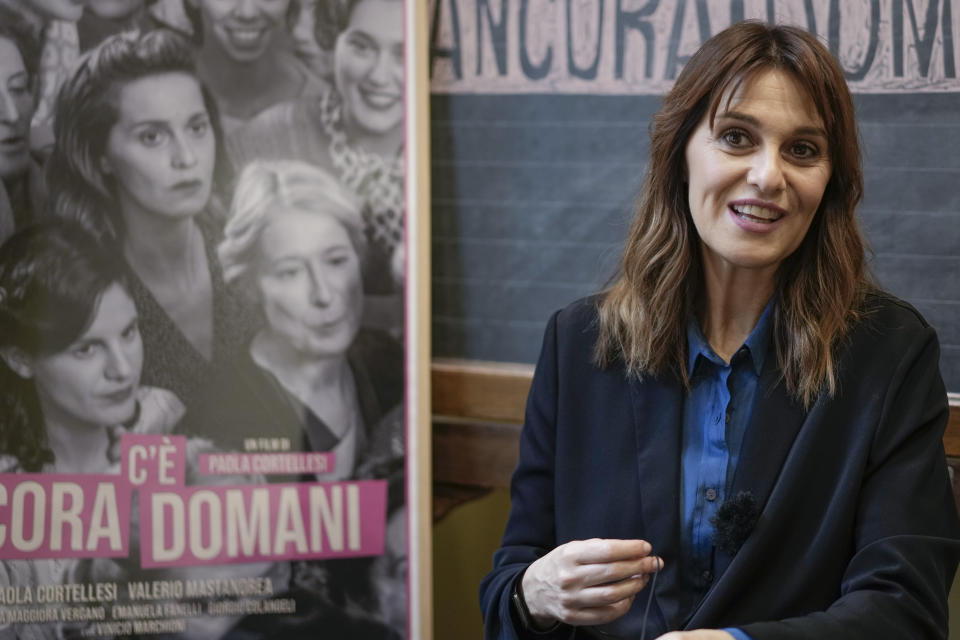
[
  {"left": 725, "top": 409, "right": 732, "bottom": 422},
  {"left": 705, "top": 488, "right": 718, "bottom": 501},
  {"left": 701, "top": 570, "right": 713, "bottom": 583}
]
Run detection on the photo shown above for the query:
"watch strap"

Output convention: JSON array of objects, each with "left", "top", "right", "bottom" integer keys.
[{"left": 511, "top": 570, "right": 561, "bottom": 633}]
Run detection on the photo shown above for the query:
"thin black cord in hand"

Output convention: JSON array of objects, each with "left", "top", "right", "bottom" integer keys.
[{"left": 639, "top": 560, "right": 660, "bottom": 640}]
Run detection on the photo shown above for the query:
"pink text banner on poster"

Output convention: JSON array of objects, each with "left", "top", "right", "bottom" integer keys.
[
  {"left": 0, "top": 474, "right": 132, "bottom": 559},
  {"left": 196, "top": 452, "right": 336, "bottom": 476},
  {"left": 122, "top": 434, "right": 187, "bottom": 488},
  {"left": 139, "top": 480, "right": 387, "bottom": 568}
]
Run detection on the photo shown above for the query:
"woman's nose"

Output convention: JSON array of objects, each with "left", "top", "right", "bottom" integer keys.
[
  {"left": 234, "top": 0, "right": 259, "bottom": 19},
  {"left": 747, "top": 148, "right": 786, "bottom": 195},
  {"left": 367, "top": 49, "right": 398, "bottom": 85},
  {"left": 308, "top": 270, "right": 333, "bottom": 306},
  {"left": 0, "top": 89, "right": 20, "bottom": 123},
  {"left": 104, "top": 344, "right": 134, "bottom": 381},
  {"left": 171, "top": 135, "right": 198, "bottom": 170}
]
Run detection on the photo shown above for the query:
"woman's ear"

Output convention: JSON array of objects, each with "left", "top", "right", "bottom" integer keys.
[{"left": 0, "top": 347, "right": 34, "bottom": 379}]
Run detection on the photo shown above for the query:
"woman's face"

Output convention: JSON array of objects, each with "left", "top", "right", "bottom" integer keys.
[
  {"left": 0, "top": 37, "right": 34, "bottom": 182},
  {"left": 255, "top": 208, "right": 363, "bottom": 358},
  {"left": 334, "top": 0, "right": 403, "bottom": 136},
  {"left": 26, "top": 0, "right": 85, "bottom": 21},
  {"left": 24, "top": 283, "right": 143, "bottom": 430},
  {"left": 198, "top": 0, "right": 290, "bottom": 63},
  {"left": 684, "top": 69, "right": 832, "bottom": 277},
  {"left": 102, "top": 72, "right": 216, "bottom": 222}
]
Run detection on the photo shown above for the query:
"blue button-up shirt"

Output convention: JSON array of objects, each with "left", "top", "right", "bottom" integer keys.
[{"left": 679, "top": 302, "right": 773, "bottom": 639}]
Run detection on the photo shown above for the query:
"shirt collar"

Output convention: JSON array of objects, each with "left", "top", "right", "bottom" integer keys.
[{"left": 687, "top": 297, "right": 775, "bottom": 377}]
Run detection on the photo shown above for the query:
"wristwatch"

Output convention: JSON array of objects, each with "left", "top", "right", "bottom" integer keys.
[{"left": 511, "top": 571, "right": 561, "bottom": 633}]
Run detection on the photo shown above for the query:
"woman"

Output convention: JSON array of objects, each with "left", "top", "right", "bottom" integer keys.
[
  {"left": 480, "top": 21, "right": 960, "bottom": 640},
  {"left": 187, "top": 159, "right": 403, "bottom": 481},
  {"left": 0, "top": 4, "right": 45, "bottom": 239},
  {"left": 45, "top": 28, "right": 255, "bottom": 414},
  {"left": 185, "top": 0, "right": 325, "bottom": 133},
  {"left": 0, "top": 222, "right": 183, "bottom": 640},
  {"left": 0, "top": 0, "right": 86, "bottom": 159},
  {"left": 77, "top": 0, "right": 161, "bottom": 52},
  {"left": 0, "top": 222, "right": 183, "bottom": 472},
  {"left": 229, "top": 0, "right": 404, "bottom": 309},
  {"left": 0, "top": 222, "right": 289, "bottom": 640}
]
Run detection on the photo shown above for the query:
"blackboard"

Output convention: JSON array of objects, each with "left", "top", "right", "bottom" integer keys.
[{"left": 429, "top": 1, "right": 960, "bottom": 392}]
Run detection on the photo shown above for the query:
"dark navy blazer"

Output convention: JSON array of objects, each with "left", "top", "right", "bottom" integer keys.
[{"left": 479, "top": 293, "right": 960, "bottom": 640}]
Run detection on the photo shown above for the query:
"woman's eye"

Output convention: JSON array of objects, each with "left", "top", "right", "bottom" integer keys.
[
  {"left": 71, "top": 343, "right": 98, "bottom": 359},
  {"left": 348, "top": 36, "right": 375, "bottom": 57},
  {"left": 121, "top": 322, "right": 139, "bottom": 341},
  {"left": 721, "top": 129, "right": 750, "bottom": 147},
  {"left": 274, "top": 266, "right": 301, "bottom": 279},
  {"left": 189, "top": 120, "right": 210, "bottom": 137},
  {"left": 138, "top": 128, "right": 167, "bottom": 147},
  {"left": 8, "top": 82, "right": 29, "bottom": 97},
  {"left": 790, "top": 142, "right": 819, "bottom": 159}
]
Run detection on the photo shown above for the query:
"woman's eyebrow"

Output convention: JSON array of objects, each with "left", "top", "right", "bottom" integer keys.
[{"left": 717, "top": 110, "right": 827, "bottom": 138}]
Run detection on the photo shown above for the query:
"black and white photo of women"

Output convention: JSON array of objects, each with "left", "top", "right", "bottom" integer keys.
[
  {"left": 45, "top": 28, "right": 257, "bottom": 414},
  {"left": 0, "top": 0, "right": 87, "bottom": 160},
  {"left": 76, "top": 0, "right": 164, "bottom": 52},
  {"left": 0, "top": 223, "right": 184, "bottom": 640},
  {"left": 229, "top": 0, "right": 404, "bottom": 333},
  {"left": 0, "top": 5, "right": 45, "bottom": 241},
  {"left": 183, "top": 0, "right": 326, "bottom": 133},
  {"left": 186, "top": 159, "right": 403, "bottom": 481},
  {"left": 0, "top": 0, "right": 411, "bottom": 636}
]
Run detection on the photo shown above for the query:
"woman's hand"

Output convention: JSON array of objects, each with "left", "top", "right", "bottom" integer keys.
[
  {"left": 521, "top": 538, "right": 662, "bottom": 628},
  {"left": 656, "top": 631, "right": 735, "bottom": 639}
]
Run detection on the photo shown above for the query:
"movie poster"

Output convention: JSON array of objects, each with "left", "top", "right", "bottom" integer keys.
[{"left": 0, "top": 0, "right": 418, "bottom": 636}]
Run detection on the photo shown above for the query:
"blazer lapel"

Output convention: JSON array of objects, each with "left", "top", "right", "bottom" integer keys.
[{"left": 630, "top": 373, "right": 685, "bottom": 631}]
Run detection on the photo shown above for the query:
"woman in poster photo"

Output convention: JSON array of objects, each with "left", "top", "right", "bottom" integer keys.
[
  {"left": 187, "top": 159, "right": 403, "bottom": 481},
  {"left": 185, "top": 0, "right": 326, "bottom": 133},
  {"left": 0, "top": 0, "right": 86, "bottom": 160},
  {"left": 0, "top": 223, "right": 290, "bottom": 640},
  {"left": 76, "top": 0, "right": 162, "bottom": 52},
  {"left": 45, "top": 28, "right": 256, "bottom": 414},
  {"left": 0, "top": 222, "right": 184, "bottom": 640},
  {"left": 0, "top": 5, "right": 45, "bottom": 241},
  {"left": 229, "top": 0, "right": 404, "bottom": 327}
]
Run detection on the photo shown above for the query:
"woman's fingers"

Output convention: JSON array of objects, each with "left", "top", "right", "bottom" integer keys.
[
  {"left": 572, "top": 538, "right": 653, "bottom": 564},
  {"left": 576, "top": 553, "right": 663, "bottom": 588},
  {"left": 522, "top": 539, "right": 664, "bottom": 627}
]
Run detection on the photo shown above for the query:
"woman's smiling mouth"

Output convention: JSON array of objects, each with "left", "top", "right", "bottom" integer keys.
[{"left": 730, "top": 202, "right": 785, "bottom": 224}]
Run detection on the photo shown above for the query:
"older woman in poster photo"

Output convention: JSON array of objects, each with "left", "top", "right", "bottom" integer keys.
[
  {"left": 186, "top": 159, "right": 402, "bottom": 481},
  {"left": 185, "top": 0, "right": 326, "bottom": 133},
  {"left": 45, "top": 28, "right": 255, "bottom": 414},
  {"left": 0, "top": 222, "right": 184, "bottom": 640},
  {"left": 229, "top": 0, "right": 404, "bottom": 328},
  {"left": 0, "top": 5, "right": 45, "bottom": 241},
  {"left": 480, "top": 21, "right": 960, "bottom": 640}
]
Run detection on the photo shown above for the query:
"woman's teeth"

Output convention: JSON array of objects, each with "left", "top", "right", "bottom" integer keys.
[{"left": 732, "top": 204, "right": 782, "bottom": 222}]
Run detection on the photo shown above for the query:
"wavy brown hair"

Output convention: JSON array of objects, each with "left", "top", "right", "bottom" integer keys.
[{"left": 595, "top": 21, "right": 873, "bottom": 406}]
